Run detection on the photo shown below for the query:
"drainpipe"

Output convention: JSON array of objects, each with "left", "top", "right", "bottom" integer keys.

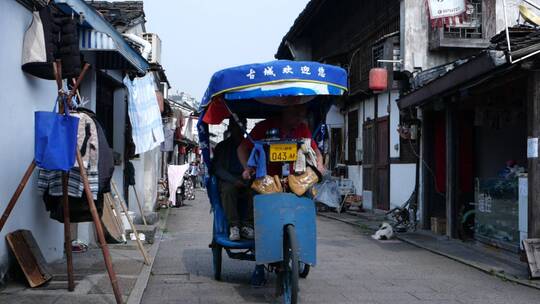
[{"left": 123, "top": 34, "right": 151, "bottom": 60}]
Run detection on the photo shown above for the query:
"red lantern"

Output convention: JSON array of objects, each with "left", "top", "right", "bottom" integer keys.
[{"left": 369, "top": 68, "right": 388, "bottom": 91}]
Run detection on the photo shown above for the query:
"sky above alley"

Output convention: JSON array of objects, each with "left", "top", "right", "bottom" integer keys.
[{"left": 143, "top": 0, "right": 311, "bottom": 103}]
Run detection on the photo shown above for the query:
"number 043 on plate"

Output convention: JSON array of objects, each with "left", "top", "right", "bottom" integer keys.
[{"left": 269, "top": 143, "right": 297, "bottom": 162}]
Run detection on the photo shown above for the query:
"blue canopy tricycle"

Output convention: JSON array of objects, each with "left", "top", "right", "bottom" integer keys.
[{"left": 197, "top": 60, "right": 348, "bottom": 304}]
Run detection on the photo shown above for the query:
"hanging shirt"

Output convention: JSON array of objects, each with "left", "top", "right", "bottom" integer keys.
[
  {"left": 71, "top": 112, "right": 99, "bottom": 172},
  {"left": 124, "top": 73, "right": 164, "bottom": 154},
  {"left": 160, "top": 125, "right": 174, "bottom": 152}
]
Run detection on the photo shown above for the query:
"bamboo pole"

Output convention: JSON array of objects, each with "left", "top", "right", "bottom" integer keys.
[
  {"left": 105, "top": 193, "right": 127, "bottom": 242},
  {"left": 62, "top": 173, "right": 75, "bottom": 291},
  {"left": 66, "top": 64, "right": 90, "bottom": 102},
  {"left": 0, "top": 161, "right": 36, "bottom": 232},
  {"left": 55, "top": 61, "right": 75, "bottom": 292},
  {"left": 77, "top": 147, "right": 123, "bottom": 304},
  {"left": 111, "top": 182, "right": 151, "bottom": 265}
]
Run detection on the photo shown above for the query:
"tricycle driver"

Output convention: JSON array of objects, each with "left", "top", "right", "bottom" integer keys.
[{"left": 212, "top": 118, "right": 254, "bottom": 241}]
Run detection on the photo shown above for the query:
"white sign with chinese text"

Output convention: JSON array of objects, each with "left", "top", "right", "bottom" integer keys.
[{"left": 428, "top": 0, "right": 466, "bottom": 19}]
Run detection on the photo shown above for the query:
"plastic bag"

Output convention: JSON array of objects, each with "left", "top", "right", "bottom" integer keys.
[
  {"left": 251, "top": 175, "right": 282, "bottom": 194},
  {"left": 313, "top": 175, "right": 340, "bottom": 208},
  {"left": 288, "top": 166, "right": 319, "bottom": 196},
  {"left": 35, "top": 96, "right": 80, "bottom": 171}
]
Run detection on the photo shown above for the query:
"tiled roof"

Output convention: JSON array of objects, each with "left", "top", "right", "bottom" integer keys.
[
  {"left": 407, "top": 58, "right": 471, "bottom": 93},
  {"left": 490, "top": 25, "right": 538, "bottom": 51},
  {"left": 86, "top": 1, "right": 145, "bottom": 32},
  {"left": 404, "top": 25, "right": 540, "bottom": 97}
]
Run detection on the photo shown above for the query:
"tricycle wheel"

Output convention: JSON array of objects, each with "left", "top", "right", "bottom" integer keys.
[
  {"left": 212, "top": 244, "right": 222, "bottom": 281},
  {"left": 282, "top": 225, "right": 299, "bottom": 304},
  {"left": 299, "top": 263, "right": 310, "bottom": 278}
]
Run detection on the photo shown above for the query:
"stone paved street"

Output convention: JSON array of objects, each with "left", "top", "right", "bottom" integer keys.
[{"left": 141, "top": 190, "right": 540, "bottom": 304}]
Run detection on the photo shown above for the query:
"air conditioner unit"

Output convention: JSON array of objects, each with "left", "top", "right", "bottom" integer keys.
[{"left": 142, "top": 33, "right": 162, "bottom": 64}]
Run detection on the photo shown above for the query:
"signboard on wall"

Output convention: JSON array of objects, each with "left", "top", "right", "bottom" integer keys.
[{"left": 427, "top": 0, "right": 467, "bottom": 27}]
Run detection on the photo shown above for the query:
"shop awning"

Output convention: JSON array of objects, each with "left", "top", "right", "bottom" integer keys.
[{"left": 54, "top": 0, "right": 149, "bottom": 73}]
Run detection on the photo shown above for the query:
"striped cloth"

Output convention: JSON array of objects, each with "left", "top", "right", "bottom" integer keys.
[
  {"left": 124, "top": 73, "right": 164, "bottom": 154},
  {"left": 37, "top": 167, "right": 99, "bottom": 199}
]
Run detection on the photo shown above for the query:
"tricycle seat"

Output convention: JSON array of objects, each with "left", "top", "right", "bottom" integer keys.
[
  {"left": 214, "top": 234, "right": 254, "bottom": 249},
  {"left": 207, "top": 176, "right": 255, "bottom": 250}
]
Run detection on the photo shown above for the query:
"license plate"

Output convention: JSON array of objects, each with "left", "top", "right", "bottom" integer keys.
[{"left": 269, "top": 143, "right": 297, "bottom": 162}]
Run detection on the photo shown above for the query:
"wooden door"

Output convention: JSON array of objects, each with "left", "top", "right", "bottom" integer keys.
[
  {"left": 347, "top": 110, "right": 359, "bottom": 163},
  {"left": 330, "top": 128, "right": 343, "bottom": 169},
  {"left": 363, "top": 117, "right": 390, "bottom": 210},
  {"left": 376, "top": 117, "right": 390, "bottom": 210},
  {"left": 363, "top": 121, "right": 374, "bottom": 193}
]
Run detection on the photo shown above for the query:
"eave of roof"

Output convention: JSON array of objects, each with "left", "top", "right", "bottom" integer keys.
[
  {"left": 275, "top": 0, "right": 327, "bottom": 59},
  {"left": 55, "top": 0, "right": 149, "bottom": 72},
  {"left": 397, "top": 50, "right": 507, "bottom": 109},
  {"left": 86, "top": 1, "right": 145, "bottom": 31},
  {"left": 150, "top": 63, "right": 171, "bottom": 88},
  {"left": 16, "top": 0, "right": 48, "bottom": 10}
]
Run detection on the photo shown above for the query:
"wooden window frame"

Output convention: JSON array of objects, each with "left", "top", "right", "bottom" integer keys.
[{"left": 429, "top": 0, "right": 494, "bottom": 50}]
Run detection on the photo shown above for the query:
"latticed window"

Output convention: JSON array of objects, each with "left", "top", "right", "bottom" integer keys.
[
  {"left": 372, "top": 43, "right": 384, "bottom": 69},
  {"left": 443, "top": 0, "right": 483, "bottom": 39}
]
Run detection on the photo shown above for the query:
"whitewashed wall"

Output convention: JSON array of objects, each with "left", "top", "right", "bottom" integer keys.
[
  {"left": 389, "top": 91, "right": 400, "bottom": 159},
  {"left": 390, "top": 164, "right": 416, "bottom": 209},
  {"left": 325, "top": 105, "right": 343, "bottom": 128},
  {"left": 0, "top": 1, "right": 64, "bottom": 282},
  {"left": 344, "top": 90, "right": 412, "bottom": 210},
  {"left": 495, "top": 0, "right": 520, "bottom": 31},
  {"left": 140, "top": 147, "right": 160, "bottom": 212}
]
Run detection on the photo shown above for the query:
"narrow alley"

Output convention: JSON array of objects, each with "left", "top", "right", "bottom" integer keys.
[
  {"left": 4, "top": 1, "right": 540, "bottom": 304},
  {"left": 141, "top": 190, "right": 540, "bottom": 304}
]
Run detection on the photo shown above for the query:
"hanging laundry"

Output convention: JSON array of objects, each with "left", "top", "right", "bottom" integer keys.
[
  {"left": 37, "top": 167, "right": 99, "bottom": 199},
  {"left": 124, "top": 73, "right": 165, "bottom": 154},
  {"left": 89, "top": 115, "right": 115, "bottom": 194},
  {"left": 42, "top": 191, "right": 104, "bottom": 223},
  {"left": 161, "top": 123, "right": 175, "bottom": 152},
  {"left": 37, "top": 111, "right": 99, "bottom": 198},
  {"left": 54, "top": 15, "right": 81, "bottom": 78},
  {"left": 71, "top": 112, "right": 99, "bottom": 172},
  {"left": 126, "top": 161, "right": 136, "bottom": 186},
  {"left": 21, "top": 6, "right": 81, "bottom": 79},
  {"left": 168, "top": 164, "right": 190, "bottom": 206},
  {"left": 21, "top": 6, "right": 58, "bottom": 79},
  {"left": 38, "top": 109, "right": 114, "bottom": 223}
]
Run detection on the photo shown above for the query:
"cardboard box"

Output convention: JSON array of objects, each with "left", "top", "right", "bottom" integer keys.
[{"left": 431, "top": 217, "right": 447, "bottom": 235}]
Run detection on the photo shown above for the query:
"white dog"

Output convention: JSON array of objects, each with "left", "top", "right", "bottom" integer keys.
[{"left": 371, "top": 222, "right": 394, "bottom": 240}]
